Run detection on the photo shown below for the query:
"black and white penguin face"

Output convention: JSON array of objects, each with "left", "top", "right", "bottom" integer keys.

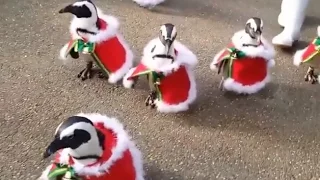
[
  {"left": 159, "top": 23, "right": 177, "bottom": 55},
  {"left": 59, "top": 0, "right": 98, "bottom": 20},
  {"left": 43, "top": 116, "right": 97, "bottom": 158},
  {"left": 245, "top": 17, "right": 263, "bottom": 41},
  {"left": 59, "top": 0, "right": 98, "bottom": 29}
]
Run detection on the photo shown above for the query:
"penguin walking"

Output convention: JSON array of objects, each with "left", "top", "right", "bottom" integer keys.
[
  {"left": 293, "top": 26, "right": 320, "bottom": 84},
  {"left": 272, "top": 0, "right": 310, "bottom": 47},
  {"left": 122, "top": 23, "right": 198, "bottom": 113},
  {"left": 133, "top": 0, "right": 165, "bottom": 9},
  {"left": 210, "top": 17, "right": 276, "bottom": 94},
  {"left": 59, "top": 0, "right": 133, "bottom": 84},
  {"left": 37, "top": 113, "right": 144, "bottom": 180}
]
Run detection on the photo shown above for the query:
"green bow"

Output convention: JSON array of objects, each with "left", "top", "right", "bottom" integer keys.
[
  {"left": 48, "top": 163, "right": 79, "bottom": 180},
  {"left": 227, "top": 48, "right": 246, "bottom": 59},
  {"left": 151, "top": 71, "right": 164, "bottom": 85},
  {"left": 74, "top": 39, "right": 95, "bottom": 54},
  {"left": 312, "top": 37, "right": 320, "bottom": 50}
]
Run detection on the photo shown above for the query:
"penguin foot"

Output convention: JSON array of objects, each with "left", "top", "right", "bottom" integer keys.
[
  {"left": 77, "top": 62, "right": 93, "bottom": 81},
  {"left": 145, "top": 91, "right": 157, "bottom": 108},
  {"left": 304, "top": 67, "right": 318, "bottom": 84}
]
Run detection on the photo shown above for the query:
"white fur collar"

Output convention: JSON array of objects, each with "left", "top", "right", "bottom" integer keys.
[
  {"left": 141, "top": 38, "right": 198, "bottom": 74},
  {"left": 70, "top": 8, "right": 120, "bottom": 43},
  {"left": 57, "top": 113, "right": 144, "bottom": 179},
  {"left": 231, "top": 30, "right": 275, "bottom": 60}
]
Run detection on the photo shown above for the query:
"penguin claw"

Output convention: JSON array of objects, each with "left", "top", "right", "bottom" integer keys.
[
  {"left": 78, "top": 68, "right": 93, "bottom": 81},
  {"left": 77, "top": 62, "right": 93, "bottom": 81},
  {"left": 145, "top": 91, "right": 157, "bottom": 108},
  {"left": 304, "top": 67, "right": 318, "bottom": 84}
]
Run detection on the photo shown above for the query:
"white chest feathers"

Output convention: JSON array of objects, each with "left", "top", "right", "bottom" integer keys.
[{"left": 144, "top": 42, "right": 176, "bottom": 71}]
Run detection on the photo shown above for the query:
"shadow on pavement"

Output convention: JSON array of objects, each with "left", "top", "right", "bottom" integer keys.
[
  {"left": 303, "top": 15, "right": 320, "bottom": 30},
  {"left": 155, "top": 78, "right": 320, "bottom": 149}
]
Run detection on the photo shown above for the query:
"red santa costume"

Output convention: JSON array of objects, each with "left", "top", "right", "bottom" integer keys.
[
  {"left": 38, "top": 113, "right": 144, "bottom": 180},
  {"left": 59, "top": 3, "right": 133, "bottom": 84},
  {"left": 210, "top": 27, "right": 275, "bottom": 94},
  {"left": 123, "top": 38, "right": 198, "bottom": 113}
]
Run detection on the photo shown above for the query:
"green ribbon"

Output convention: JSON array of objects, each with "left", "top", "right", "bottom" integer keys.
[
  {"left": 227, "top": 48, "right": 246, "bottom": 59},
  {"left": 151, "top": 71, "right": 164, "bottom": 84},
  {"left": 48, "top": 163, "right": 79, "bottom": 179},
  {"left": 74, "top": 39, "right": 95, "bottom": 54}
]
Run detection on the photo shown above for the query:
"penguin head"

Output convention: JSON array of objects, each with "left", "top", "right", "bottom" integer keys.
[
  {"left": 59, "top": 0, "right": 99, "bottom": 33},
  {"left": 244, "top": 17, "right": 263, "bottom": 45},
  {"left": 43, "top": 116, "right": 104, "bottom": 161},
  {"left": 159, "top": 23, "right": 177, "bottom": 55}
]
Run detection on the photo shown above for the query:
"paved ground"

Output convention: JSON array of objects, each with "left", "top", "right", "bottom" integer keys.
[{"left": 1, "top": 0, "right": 320, "bottom": 179}]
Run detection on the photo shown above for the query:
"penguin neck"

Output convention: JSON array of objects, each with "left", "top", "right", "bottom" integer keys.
[
  {"left": 74, "top": 16, "right": 99, "bottom": 39},
  {"left": 155, "top": 39, "right": 175, "bottom": 56},
  {"left": 69, "top": 129, "right": 104, "bottom": 165},
  {"left": 240, "top": 33, "right": 261, "bottom": 47}
]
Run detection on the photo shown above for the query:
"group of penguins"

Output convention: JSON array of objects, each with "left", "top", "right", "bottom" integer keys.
[{"left": 37, "top": 0, "right": 320, "bottom": 179}]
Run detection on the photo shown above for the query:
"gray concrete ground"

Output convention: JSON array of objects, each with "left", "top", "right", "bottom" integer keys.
[{"left": 1, "top": 0, "right": 320, "bottom": 179}]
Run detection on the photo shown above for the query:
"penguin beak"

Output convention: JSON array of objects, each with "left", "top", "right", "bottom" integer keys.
[
  {"left": 43, "top": 138, "right": 69, "bottom": 159},
  {"left": 164, "top": 39, "right": 173, "bottom": 55},
  {"left": 59, "top": 4, "right": 75, "bottom": 14}
]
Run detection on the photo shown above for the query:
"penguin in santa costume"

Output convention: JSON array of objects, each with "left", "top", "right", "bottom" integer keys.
[
  {"left": 37, "top": 113, "right": 144, "bottom": 180},
  {"left": 59, "top": 0, "right": 133, "bottom": 83},
  {"left": 122, "top": 23, "right": 198, "bottom": 113},
  {"left": 293, "top": 26, "right": 320, "bottom": 84},
  {"left": 272, "top": 0, "right": 310, "bottom": 47},
  {"left": 133, "top": 0, "right": 165, "bottom": 9},
  {"left": 210, "top": 17, "right": 276, "bottom": 94}
]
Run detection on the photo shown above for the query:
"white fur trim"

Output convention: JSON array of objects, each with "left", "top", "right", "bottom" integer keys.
[
  {"left": 133, "top": 0, "right": 165, "bottom": 7},
  {"left": 141, "top": 39, "right": 198, "bottom": 74},
  {"left": 107, "top": 34, "right": 134, "bottom": 84},
  {"left": 210, "top": 49, "right": 226, "bottom": 71},
  {"left": 53, "top": 113, "right": 144, "bottom": 179},
  {"left": 155, "top": 67, "right": 197, "bottom": 113},
  {"left": 37, "top": 165, "right": 53, "bottom": 180},
  {"left": 174, "top": 41, "right": 198, "bottom": 68},
  {"left": 317, "top": 26, "right": 320, "bottom": 37},
  {"left": 70, "top": 8, "right": 120, "bottom": 43},
  {"left": 232, "top": 30, "right": 275, "bottom": 60},
  {"left": 223, "top": 74, "right": 270, "bottom": 94},
  {"left": 293, "top": 47, "right": 307, "bottom": 66},
  {"left": 268, "top": 59, "right": 276, "bottom": 68},
  {"left": 59, "top": 43, "right": 69, "bottom": 61},
  {"left": 122, "top": 67, "right": 137, "bottom": 88}
]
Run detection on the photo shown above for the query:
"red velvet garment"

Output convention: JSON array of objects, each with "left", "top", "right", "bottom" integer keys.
[{"left": 51, "top": 122, "right": 136, "bottom": 180}]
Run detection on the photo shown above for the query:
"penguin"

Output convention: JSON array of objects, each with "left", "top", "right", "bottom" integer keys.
[
  {"left": 37, "top": 113, "right": 144, "bottom": 180},
  {"left": 122, "top": 23, "right": 198, "bottom": 113},
  {"left": 132, "top": 0, "right": 166, "bottom": 9},
  {"left": 272, "top": 0, "right": 310, "bottom": 47},
  {"left": 210, "top": 17, "right": 276, "bottom": 94},
  {"left": 293, "top": 26, "right": 320, "bottom": 84},
  {"left": 59, "top": 0, "right": 134, "bottom": 84}
]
